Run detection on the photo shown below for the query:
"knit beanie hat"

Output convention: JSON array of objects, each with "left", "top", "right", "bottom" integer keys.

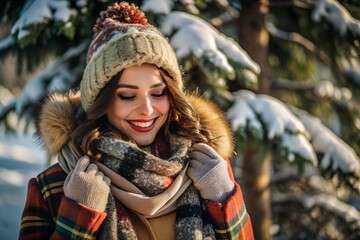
[{"left": 80, "top": 2, "right": 183, "bottom": 111}]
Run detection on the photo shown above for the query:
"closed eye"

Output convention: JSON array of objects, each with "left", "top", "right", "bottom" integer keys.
[
  {"left": 152, "top": 90, "right": 167, "bottom": 98},
  {"left": 118, "top": 95, "right": 136, "bottom": 100}
]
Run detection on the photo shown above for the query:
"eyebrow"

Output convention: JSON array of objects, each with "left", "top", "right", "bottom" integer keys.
[{"left": 117, "top": 82, "right": 165, "bottom": 89}]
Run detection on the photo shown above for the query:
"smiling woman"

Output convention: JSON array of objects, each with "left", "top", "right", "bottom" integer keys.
[
  {"left": 19, "top": 2, "right": 254, "bottom": 240},
  {"left": 106, "top": 64, "right": 170, "bottom": 146}
]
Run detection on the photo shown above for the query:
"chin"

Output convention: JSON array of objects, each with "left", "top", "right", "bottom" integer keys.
[{"left": 133, "top": 137, "right": 155, "bottom": 146}]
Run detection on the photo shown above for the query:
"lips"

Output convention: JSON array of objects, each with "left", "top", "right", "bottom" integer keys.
[{"left": 127, "top": 118, "right": 156, "bottom": 132}]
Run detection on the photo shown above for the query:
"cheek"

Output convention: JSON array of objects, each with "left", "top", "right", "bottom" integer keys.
[
  {"left": 107, "top": 101, "right": 128, "bottom": 121},
  {"left": 159, "top": 98, "right": 170, "bottom": 115}
]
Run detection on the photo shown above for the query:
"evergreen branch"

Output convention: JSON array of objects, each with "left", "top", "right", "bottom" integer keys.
[
  {"left": 1, "top": 40, "right": 88, "bottom": 119},
  {"left": 266, "top": 22, "right": 331, "bottom": 65},
  {"left": 271, "top": 77, "right": 315, "bottom": 92},
  {"left": 271, "top": 78, "right": 358, "bottom": 111},
  {"left": 271, "top": 78, "right": 360, "bottom": 116},
  {"left": 268, "top": 0, "right": 315, "bottom": 9},
  {"left": 272, "top": 192, "right": 360, "bottom": 230},
  {"left": 271, "top": 165, "right": 317, "bottom": 185},
  {"left": 210, "top": 9, "right": 239, "bottom": 28}
]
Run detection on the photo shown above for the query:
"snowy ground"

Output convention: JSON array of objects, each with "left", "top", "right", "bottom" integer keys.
[{"left": 0, "top": 130, "right": 47, "bottom": 240}]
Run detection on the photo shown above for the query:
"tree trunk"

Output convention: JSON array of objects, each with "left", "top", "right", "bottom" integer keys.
[
  {"left": 237, "top": 1, "right": 271, "bottom": 94},
  {"left": 236, "top": 1, "right": 272, "bottom": 240},
  {"left": 242, "top": 144, "right": 272, "bottom": 240}
]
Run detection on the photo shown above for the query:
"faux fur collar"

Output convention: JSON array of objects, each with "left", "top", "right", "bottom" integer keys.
[{"left": 36, "top": 91, "right": 234, "bottom": 158}]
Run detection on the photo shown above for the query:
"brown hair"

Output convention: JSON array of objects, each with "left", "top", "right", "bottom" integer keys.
[{"left": 72, "top": 67, "right": 211, "bottom": 160}]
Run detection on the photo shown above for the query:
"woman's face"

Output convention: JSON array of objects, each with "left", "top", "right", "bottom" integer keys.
[{"left": 106, "top": 64, "right": 170, "bottom": 146}]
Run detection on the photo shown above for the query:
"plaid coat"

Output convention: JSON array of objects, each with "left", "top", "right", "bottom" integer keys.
[{"left": 19, "top": 161, "right": 254, "bottom": 240}]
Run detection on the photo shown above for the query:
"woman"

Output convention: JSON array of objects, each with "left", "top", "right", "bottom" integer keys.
[{"left": 19, "top": 2, "right": 254, "bottom": 239}]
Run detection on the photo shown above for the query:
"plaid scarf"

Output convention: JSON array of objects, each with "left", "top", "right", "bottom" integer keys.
[{"left": 94, "top": 135, "right": 216, "bottom": 240}]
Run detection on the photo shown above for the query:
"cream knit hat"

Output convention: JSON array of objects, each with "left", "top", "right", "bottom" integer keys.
[{"left": 80, "top": 2, "right": 182, "bottom": 111}]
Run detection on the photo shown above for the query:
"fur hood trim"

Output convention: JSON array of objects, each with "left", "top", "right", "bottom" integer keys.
[
  {"left": 188, "top": 95, "right": 234, "bottom": 158},
  {"left": 35, "top": 91, "right": 81, "bottom": 156},
  {"left": 36, "top": 92, "right": 234, "bottom": 158}
]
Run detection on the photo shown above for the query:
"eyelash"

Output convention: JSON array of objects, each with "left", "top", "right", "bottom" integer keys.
[
  {"left": 118, "top": 90, "right": 167, "bottom": 101},
  {"left": 152, "top": 90, "right": 167, "bottom": 98},
  {"left": 118, "top": 95, "right": 135, "bottom": 100}
]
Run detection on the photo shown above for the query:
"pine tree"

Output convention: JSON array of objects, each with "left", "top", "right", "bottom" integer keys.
[{"left": 1, "top": 0, "right": 359, "bottom": 239}]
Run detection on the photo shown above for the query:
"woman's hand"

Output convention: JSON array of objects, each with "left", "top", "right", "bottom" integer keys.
[
  {"left": 63, "top": 156, "right": 111, "bottom": 212},
  {"left": 188, "top": 143, "right": 234, "bottom": 203}
]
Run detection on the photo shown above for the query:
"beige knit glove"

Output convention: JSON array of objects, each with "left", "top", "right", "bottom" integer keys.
[
  {"left": 63, "top": 156, "right": 111, "bottom": 212},
  {"left": 188, "top": 143, "right": 234, "bottom": 203}
]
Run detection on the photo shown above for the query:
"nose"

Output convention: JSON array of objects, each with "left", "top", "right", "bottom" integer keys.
[{"left": 137, "top": 96, "right": 153, "bottom": 116}]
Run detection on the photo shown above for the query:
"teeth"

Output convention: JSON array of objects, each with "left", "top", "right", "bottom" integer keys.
[{"left": 130, "top": 120, "right": 154, "bottom": 128}]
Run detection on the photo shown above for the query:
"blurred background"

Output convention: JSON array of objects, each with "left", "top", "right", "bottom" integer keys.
[{"left": 0, "top": 0, "right": 359, "bottom": 239}]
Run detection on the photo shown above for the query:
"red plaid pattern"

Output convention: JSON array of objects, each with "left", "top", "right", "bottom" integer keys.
[
  {"left": 207, "top": 183, "right": 254, "bottom": 239},
  {"left": 205, "top": 158, "right": 254, "bottom": 239},
  {"left": 20, "top": 162, "right": 254, "bottom": 239},
  {"left": 19, "top": 164, "right": 106, "bottom": 239}
]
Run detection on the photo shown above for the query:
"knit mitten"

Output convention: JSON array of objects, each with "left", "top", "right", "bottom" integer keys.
[
  {"left": 188, "top": 143, "right": 234, "bottom": 203},
  {"left": 64, "top": 156, "right": 111, "bottom": 212}
]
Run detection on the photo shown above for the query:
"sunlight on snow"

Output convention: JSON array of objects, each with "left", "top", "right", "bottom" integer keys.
[{"left": 0, "top": 169, "right": 25, "bottom": 186}]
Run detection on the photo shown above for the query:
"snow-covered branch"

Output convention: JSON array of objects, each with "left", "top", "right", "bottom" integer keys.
[
  {"left": 141, "top": 0, "right": 173, "bottom": 14},
  {"left": 159, "top": 11, "right": 260, "bottom": 77},
  {"left": 11, "top": 0, "right": 77, "bottom": 41},
  {"left": 272, "top": 78, "right": 352, "bottom": 104},
  {"left": 266, "top": 22, "right": 331, "bottom": 65},
  {"left": 314, "top": 81, "right": 352, "bottom": 103},
  {"left": 273, "top": 192, "right": 360, "bottom": 229},
  {"left": 9, "top": 41, "right": 87, "bottom": 115},
  {"left": 312, "top": 0, "right": 360, "bottom": 37},
  {"left": 227, "top": 90, "right": 317, "bottom": 164},
  {"left": 271, "top": 165, "right": 318, "bottom": 184},
  {"left": 294, "top": 108, "right": 360, "bottom": 177},
  {"left": 266, "top": 22, "right": 316, "bottom": 52}
]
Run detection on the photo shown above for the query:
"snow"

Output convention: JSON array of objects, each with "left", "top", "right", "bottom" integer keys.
[
  {"left": 345, "top": 67, "right": 360, "bottom": 85},
  {"left": 0, "top": 130, "right": 47, "bottom": 240},
  {"left": 227, "top": 90, "right": 262, "bottom": 132},
  {"left": 228, "top": 90, "right": 317, "bottom": 164},
  {"left": 11, "top": 0, "right": 77, "bottom": 41},
  {"left": 0, "top": 36, "right": 15, "bottom": 51},
  {"left": 15, "top": 73, "right": 45, "bottom": 115},
  {"left": 314, "top": 81, "right": 352, "bottom": 102},
  {"left": 250, "top": 94, "right": 308, "bottom": 139},
  {"left": 11, "top": 0, "right": 51, "bottom": 39},
  {"left": 296, "top": 109, "right": 360, "bottom": 175},
  {"left": 273, "top": 192, "right": 360, "bottom": 227},
  {"left": 141, "top": 0, "right": 200, "bottom": 15},
  {"left": 48, "top": 0, "right": 77, "bottom": 22},
  {"left": 76, "top": 0, "right": 88, "bottom": 7},
  {"left": 314, "top": 81, "right": 335, "bottom": 98},
  {"left": 159, "top": 11, "right": 260, "bottom": 75},
  {"left": 228, "top": 90, "right": 360, "bottom": 171},
  {"left": 312, "top": 0, "right": 360, "bottom": 37},
  {"left": 13, "top": 41, "right": 87, "bottom": 115},
  {"left": 141, "top": 0, "right": 173, "bottom": 14}
]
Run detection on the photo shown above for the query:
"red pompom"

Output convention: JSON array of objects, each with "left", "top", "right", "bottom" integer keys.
[{"left": 93, "top": 2, "right": 148, "bottom": 33}]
